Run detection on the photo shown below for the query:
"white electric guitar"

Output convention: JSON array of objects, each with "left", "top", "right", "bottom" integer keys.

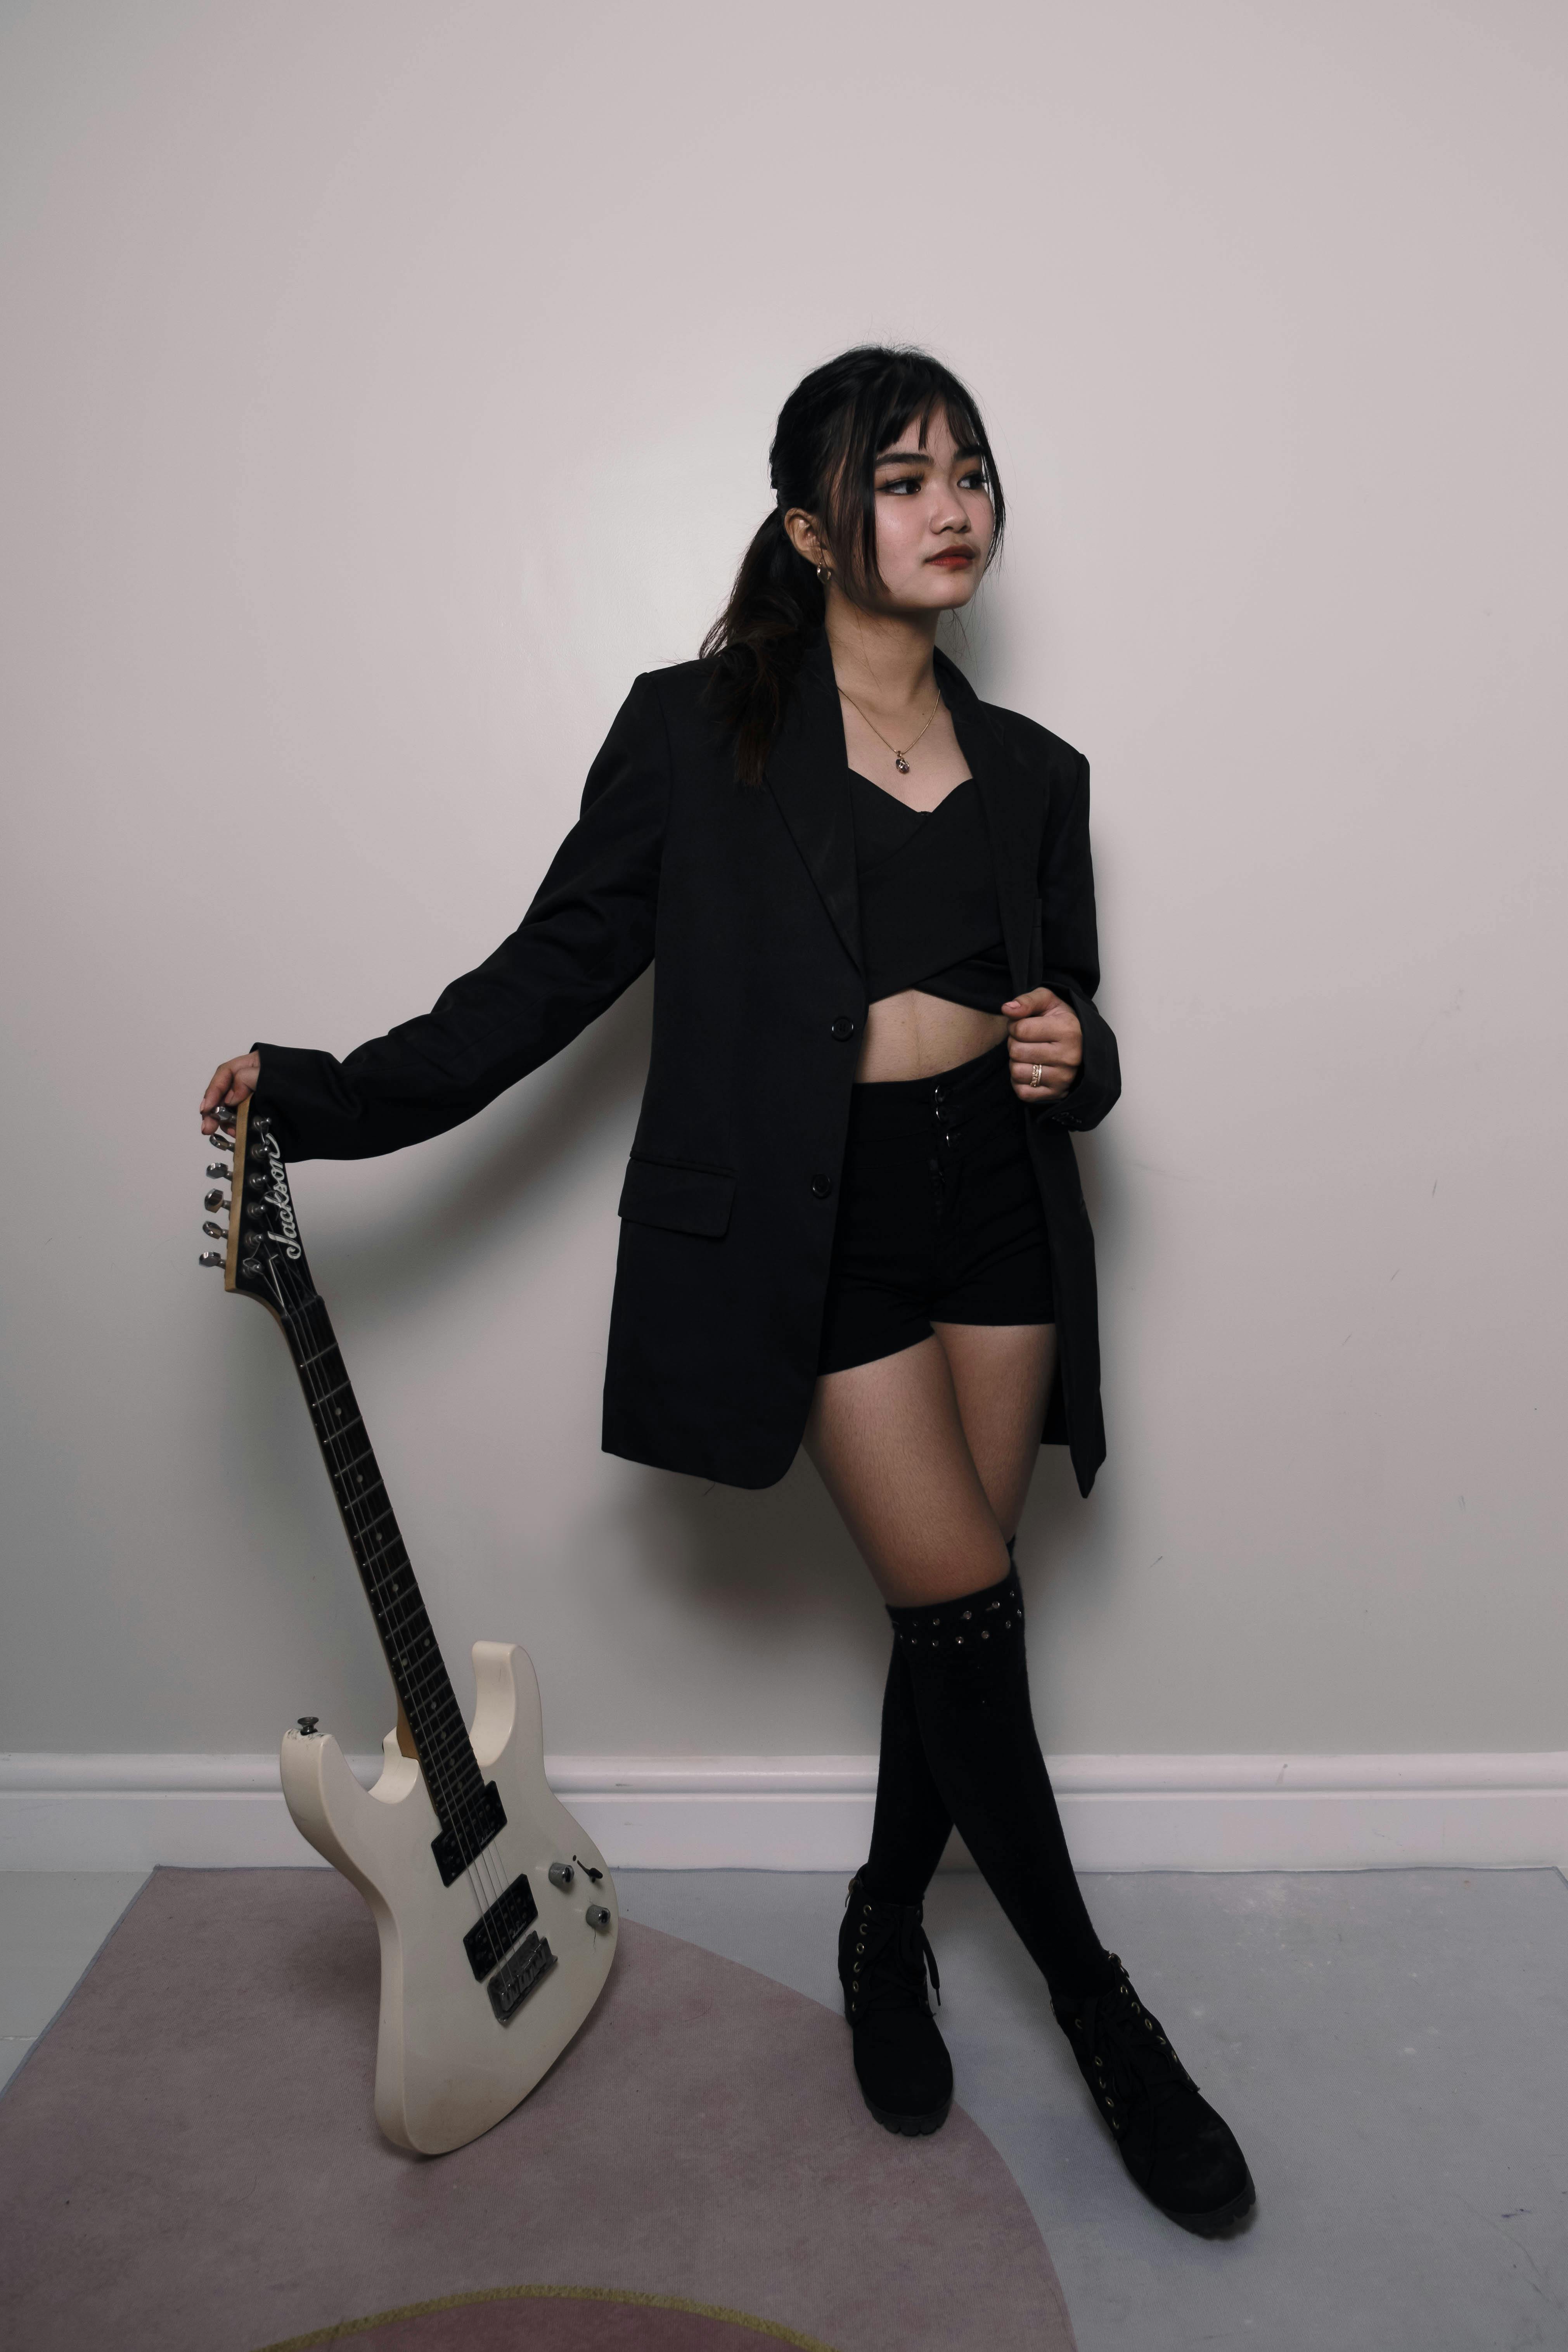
[{"left": 200, "top": 1098, "right": 617, "bottom": 2154}]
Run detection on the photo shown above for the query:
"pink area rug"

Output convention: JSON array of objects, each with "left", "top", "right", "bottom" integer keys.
[{"left": 0, "top": 1869, "right": 1076, "bottom": 2352}]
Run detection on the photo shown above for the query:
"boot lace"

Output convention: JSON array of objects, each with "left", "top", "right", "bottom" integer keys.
[
  {"left": 1056, "top": 1962, "right": 1194, "bottom": 2135},
  {"left": 843, "top": 1885, "right": 941, "bottom": 2024}
]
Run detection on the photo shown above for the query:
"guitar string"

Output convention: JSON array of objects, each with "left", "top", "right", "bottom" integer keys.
[
  {"left": 265, "top": 1240, "right": 516, "bottom": 1958},
  {"left": 268, "top": 1247, "right": 514, "bottom": 1949}
]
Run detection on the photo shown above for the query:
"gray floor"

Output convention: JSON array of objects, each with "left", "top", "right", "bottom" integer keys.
[{"left": 3, "top": 1867, "right": 1565, "bottom": 2351}]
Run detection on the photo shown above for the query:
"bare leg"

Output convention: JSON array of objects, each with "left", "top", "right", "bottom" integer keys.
[
  {"left": 803, "top": 1325, "right": 1056, "bottom": 1603},
  {"left": 933, "top": 1320, "right": 1057, "bottom": 1548}
]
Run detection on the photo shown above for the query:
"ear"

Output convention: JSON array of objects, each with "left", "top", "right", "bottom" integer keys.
[{"left": 782, "top": 506, "right": 830, "bottom": 568}]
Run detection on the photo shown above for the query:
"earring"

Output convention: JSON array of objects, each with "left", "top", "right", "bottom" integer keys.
[{"left": 816, "top": 564, "right": 831, "bottom": 586}]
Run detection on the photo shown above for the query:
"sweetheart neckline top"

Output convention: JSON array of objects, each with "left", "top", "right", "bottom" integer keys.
[
  {"left": 845, "top": 767, "right": 1011, "bottom": 1012},
  {"left": 847, "top": 769, "right": 975, "bottom": 818}
]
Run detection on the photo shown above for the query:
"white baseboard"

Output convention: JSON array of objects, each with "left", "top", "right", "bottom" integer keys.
[{"left": 2, "top": 1751, "right": 1565, "bottom": 1874}]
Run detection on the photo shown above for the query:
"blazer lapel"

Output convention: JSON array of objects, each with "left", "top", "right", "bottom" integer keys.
[
  {"left": 764, "top": 630, "right": 863, "bottom": 975},
  {"left": 938, "top": 649, "right": 1044, "bottom": 997}
]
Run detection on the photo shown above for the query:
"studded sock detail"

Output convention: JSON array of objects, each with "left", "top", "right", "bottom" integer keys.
[{"left": 888, "top": 1563, "right": 1026, "bottom": 1654}]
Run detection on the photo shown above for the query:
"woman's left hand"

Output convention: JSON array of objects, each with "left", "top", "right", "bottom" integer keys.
[{"left": 1002, "top": 988, "right": 1082, "bottom": 1102}]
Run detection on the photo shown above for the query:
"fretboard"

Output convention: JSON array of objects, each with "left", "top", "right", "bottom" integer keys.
[{"left": 275, "top": 1288, "right": 495, "bottom": 1860}]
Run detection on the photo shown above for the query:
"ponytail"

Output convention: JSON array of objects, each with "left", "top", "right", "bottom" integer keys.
[{"left": 699, "top": 508, "right": 825, "bottom": 787}]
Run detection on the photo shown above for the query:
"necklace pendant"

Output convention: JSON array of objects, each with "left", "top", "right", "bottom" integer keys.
[{"left": 894, "top": 754, "right": 910, "bottom": 774}]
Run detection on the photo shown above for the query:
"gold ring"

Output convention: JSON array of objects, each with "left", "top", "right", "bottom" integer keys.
[{"left": 1031, "top": 1062, "right": 1044, "bottom": 1089}]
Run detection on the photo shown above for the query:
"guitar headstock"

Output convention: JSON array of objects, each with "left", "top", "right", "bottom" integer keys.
[{"left": 198, "top": 1097, "right": 317, "bottom": 1318}]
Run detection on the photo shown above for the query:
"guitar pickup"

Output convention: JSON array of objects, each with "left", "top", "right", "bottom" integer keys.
[
  {"left": 462, "top": 1872, "right": 539, "bottom": 1983},
  {"left": 430, "top": 1779, "right": 508, "bottom": 1887},
  {"left": 486, "top": 1930, "right": 556, "bottom": 2025}
]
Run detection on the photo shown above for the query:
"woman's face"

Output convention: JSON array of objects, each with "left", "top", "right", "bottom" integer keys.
[{"left": 851, "top": 403, "right": 996, "bottom": 614}]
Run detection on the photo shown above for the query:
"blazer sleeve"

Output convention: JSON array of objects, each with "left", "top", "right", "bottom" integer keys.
[
  {"left": 248, "top": 671, "right": 670, "bottom": 1160},
  {"left": 1030, "top": 747, "right": 1121, "bottom": 1133}
]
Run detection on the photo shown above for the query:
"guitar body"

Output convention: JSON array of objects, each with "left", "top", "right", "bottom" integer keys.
[{"left": 281, "top": 1640, "right": 616, "bottom": 2154}]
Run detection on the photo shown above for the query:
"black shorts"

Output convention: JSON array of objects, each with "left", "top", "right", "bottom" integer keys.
[{"left": 816, "top": 1040, "right": 1055, "bottom": 1377}]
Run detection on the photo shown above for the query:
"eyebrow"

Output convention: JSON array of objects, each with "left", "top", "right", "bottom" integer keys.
[{"left": 874, "top": 442, "right": 985, "bottom": 465}]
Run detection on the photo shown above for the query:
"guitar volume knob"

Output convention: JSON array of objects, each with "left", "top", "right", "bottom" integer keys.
[
  {"left": 585, "top": 1902, "right": 612, "bottom": 1933},
  {"left": 548, "top": 1861, "right": 575, "bottom": 1891}
]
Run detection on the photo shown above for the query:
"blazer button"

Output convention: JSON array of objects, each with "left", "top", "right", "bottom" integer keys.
[
  {"left": 829, "top": 1016, "right": 857, "bottom": 1042},
  {"left": 810, "top": 1173, "right": 834, "bottom": 1199}
]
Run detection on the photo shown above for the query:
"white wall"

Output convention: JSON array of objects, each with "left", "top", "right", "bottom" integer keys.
[{"left": 2, "top": 0, "right": 1564, "bottom": 1776}]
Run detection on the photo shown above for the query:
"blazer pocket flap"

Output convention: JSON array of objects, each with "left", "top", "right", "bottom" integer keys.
[{"left": 618, "top": 1155, "right": 736, "bottom": 1239}]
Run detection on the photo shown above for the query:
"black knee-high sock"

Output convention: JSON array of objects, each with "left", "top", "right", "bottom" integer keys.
[
  {"left": 861, "top": 1537, "right": 1023, "bottom": 1908},
  {"left": 862, "top": 1636, "right": 953, "bottom": 1905},
  {"left": 887, "top": 1563, "right": 1117, "bottom": 2003}
]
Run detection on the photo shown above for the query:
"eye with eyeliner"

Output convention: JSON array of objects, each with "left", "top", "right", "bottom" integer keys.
[{"left": 876, "top": 467, "right": 991, "bottom": 497}]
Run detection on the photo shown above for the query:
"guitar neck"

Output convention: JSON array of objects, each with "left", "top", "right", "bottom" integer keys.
[
  {"left": 228, "top": 1105, "right": 498, "bottom": 1869},
  {"left": 277, "top": 1295, "right": 474, "bottom": 1769}
]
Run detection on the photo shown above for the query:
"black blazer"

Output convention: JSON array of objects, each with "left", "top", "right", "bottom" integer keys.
[{"left": 252, "top": 630, "right": 1121, "bottom": 1495}]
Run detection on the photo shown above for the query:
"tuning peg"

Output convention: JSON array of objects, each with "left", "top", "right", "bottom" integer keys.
[
  {"left": 209, "top": 1130, "right": 233, "bottom": 1153},
  {"left": 203, "top": 1189, "right": 230, "bottom": 1213},
  {"left": 198, "top": 1251, "right": 225, "bottom": 1268},
  {"left": 205, "top": 1162, "right": 231, "bottom": 1179},
  {"left": 202, "top": 1220, "right": 228, "bottom": 1240}
]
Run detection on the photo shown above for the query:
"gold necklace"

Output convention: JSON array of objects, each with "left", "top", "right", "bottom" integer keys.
[{"left": 836, "top": 682, "right": 943, "bottom": 775}]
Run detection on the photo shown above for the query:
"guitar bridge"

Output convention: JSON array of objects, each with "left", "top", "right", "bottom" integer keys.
[
  {"left": 462, "top": 1872, "right": 540, "bottom": 1982},
  {"left": 486, "top": 1930, "right": 557, "bottom": 2025}
]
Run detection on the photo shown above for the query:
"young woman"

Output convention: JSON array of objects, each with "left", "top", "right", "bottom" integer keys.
[{"left": 201, "top": 346, "right": 1254, "bottom": 2234}]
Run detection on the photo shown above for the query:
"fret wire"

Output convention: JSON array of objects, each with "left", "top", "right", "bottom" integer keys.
[{"left": 350, "top": 1501, "right": 397, "bottom": 1544}]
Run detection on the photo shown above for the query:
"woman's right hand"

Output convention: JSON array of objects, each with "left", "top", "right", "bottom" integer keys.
[{"left": 201, "top": 1053, "right": 260, "bottom": 1135}]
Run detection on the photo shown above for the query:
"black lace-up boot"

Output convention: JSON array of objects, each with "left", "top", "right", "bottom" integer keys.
[
  {"left": 1054, "top": 1957, "right": 1256, "bottom": 2234},
  {"left": 837, "top": 1871, "right": 953, "bottom": 2136}
]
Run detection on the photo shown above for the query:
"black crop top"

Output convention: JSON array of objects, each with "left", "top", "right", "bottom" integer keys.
[{"left": 849, "top": 771, "right": 1013, "bottom": 1012}]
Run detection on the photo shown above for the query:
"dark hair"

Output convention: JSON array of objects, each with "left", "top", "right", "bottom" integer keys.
[{"left": 700, "top": 345, "right": 1006, "bottom": 784}]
